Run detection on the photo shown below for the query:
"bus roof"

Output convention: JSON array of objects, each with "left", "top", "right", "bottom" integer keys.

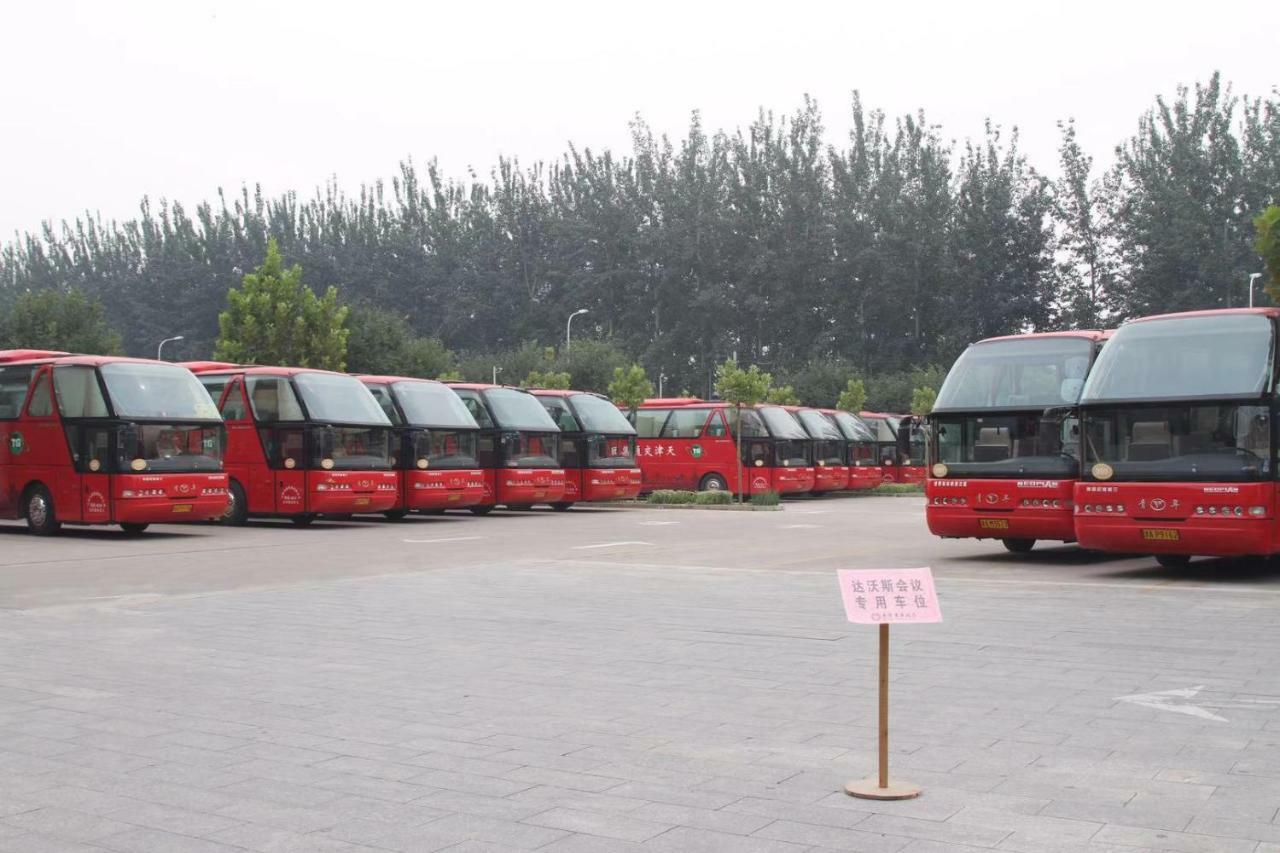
[
  {"left": 639, "top": 397, "right": 706, "bottom": 407},
  {"left": 975, "top": 330, "right": 1106, "bottom": 345},
  {"left": 859, "top": 411, "right": 904, "bottom": 420},
  {"left": 357, "top": 374, "right": 445, "bottom": 386},
  {"left": 182, "top": 363, "right": 348, "bottom": 378},
  {"left": 0, "top": 352, "right": 181, "bottom": 369},
  {"left": 0, "top": 349, "right": 71, "bottom": 363},
  {"left": 445, "top": 382, "right": 529, "bottom": 392},
  {"left": 1123, "top": 307, "right": 1280, "bottom": 325}
]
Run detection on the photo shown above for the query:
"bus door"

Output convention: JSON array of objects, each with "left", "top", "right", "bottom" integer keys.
[
  {"left": 246, "top": 376, "right": 308, "bottom": 514},
  {"left": 0, "top": 364, "right": 36, "bottom": 517},
  {"left": 23, "top": 367, "right": 83, "bottom": 521},
  {"left": 657, "top": 408, "right": 711, "bottom": 489},
  {"left": 51, "top": 365, "right": 115, "bottom": 524}
]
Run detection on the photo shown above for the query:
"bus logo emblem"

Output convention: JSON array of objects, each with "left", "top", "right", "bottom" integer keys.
[
  {"left": 691, "top": 444, "right": 703, "bottom": 458},
  {"left": 8, "top": 432, "right": 23, "bottom": 455},
  {"left": 1150, "top": 498, "right": 1167, "bottom": 511}
]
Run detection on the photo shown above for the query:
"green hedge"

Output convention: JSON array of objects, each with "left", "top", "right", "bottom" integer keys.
[
  {"left": 750, "top": 490, "right": 782, "bottom": 506},
  {"left": 694, "top": 490, "right": 732, "bottom": 505},
  {"left": 647, "top": 490, "right": 697, "bottom": 504}
]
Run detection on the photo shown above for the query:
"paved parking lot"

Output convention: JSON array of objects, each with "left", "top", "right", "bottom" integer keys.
[{"left": 3, "top": 496, "right": 1280, "bottom": 852}]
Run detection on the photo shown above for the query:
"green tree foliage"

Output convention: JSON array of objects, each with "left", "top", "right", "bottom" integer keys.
[
  {"left": 345, "top": 304, "right": 455, "bottom": 378},
  {"left": 523, "top": 369, "right": 571, "bottom": 389},
  {"left": 911, "top": 386, "right": 938, "bottom": 415},
  {"left": 836, "top": 378, "right": 867, "bottom": 413},
  {"left": 607, "top": 364, "right": 654, "bottom": 414},
  {"left": 866, "top": 366, "right": 946, "bottom": 413},
  {"left": 765, "top": 385, "right": 801, "bottom": 406},
  {"left": 214, "top": 239, "right": 348, "bottom": 369},
  {"left": 1256, "top": 205, "right": 1280, "bottom": 302},
  {"left": 0, "top": 290, "right": 123, "bottom": 355},
  {"left": 780, "top": 359, "right": 859, "bottom": 409},
  {"left": 715, "top": 361, "right": 772, "bottom": 500}
]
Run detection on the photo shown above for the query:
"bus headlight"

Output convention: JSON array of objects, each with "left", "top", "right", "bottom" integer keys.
[
  {"left": 89, "top": 459, "right": 101, "bottom": 472},
  {"left": 1250, "top": 506, "right": 1266, "bottom": 517},
  {"left": 130, "top": 458, "right": 147, "bottom": 472},
  {"left": 284, "top": 458, "right": 296, "bottom": 469},
  {"left": 931, "top": 463, "right": 948, "bottom": 478},
  {"left": 417, "top": 459, "right": 429, "bottom": 469},
  {"left": 1091, "top": 462, "right": 1113, "bottom": 480},
  {"left": 321, "top": 458, "right": 335, "bottom": 470}
]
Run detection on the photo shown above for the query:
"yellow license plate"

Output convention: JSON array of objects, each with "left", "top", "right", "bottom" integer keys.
[
  {"left": 533, "top": 491, "right": 546, "bottom": 499},
  {"left": 1142, "top": 528, "right": 1180, "bottom": 541},
  {"left": 979, "top": 518, "right": 1009, "bottom": 530},
  {"left": 172, "top": 504, "right": 193, "bottom": 514},
  {"left": 447, "top": 494, "right": 460, "bottom": 502},
  {"left": 354, "top": 498, "right": 371, "bottom": 507}
]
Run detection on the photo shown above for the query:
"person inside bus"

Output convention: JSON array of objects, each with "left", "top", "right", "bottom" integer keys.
[{"left": 155, "top": 428, "right": 186, "bottom": 458}]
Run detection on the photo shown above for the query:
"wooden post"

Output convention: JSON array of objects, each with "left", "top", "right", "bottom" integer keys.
[{"left": 845, "top": 623, "right": 921, "bottom": 800}]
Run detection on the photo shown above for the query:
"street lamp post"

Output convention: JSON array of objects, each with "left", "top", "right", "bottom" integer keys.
[
  {"left": 565, "top": 308, "right": 589, "bottom": 353},
  {"left": 1250, "top": 273, "right": 1263, "bottom": 308},
  {"left": 492, "top": 366, "right": 502, "bottom": 385},
  {"left": 157, "top": 335, "right": 184, "bottom": 361}
]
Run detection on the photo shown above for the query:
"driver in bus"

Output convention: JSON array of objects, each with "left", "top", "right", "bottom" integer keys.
[{"left": 156, "top": 428, "right": 186, "bottom": 458}]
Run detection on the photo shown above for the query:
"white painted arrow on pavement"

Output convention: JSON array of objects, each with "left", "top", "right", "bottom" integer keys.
[{"left": 1115, "top": 685, "right": 1228, "bottom": 723}]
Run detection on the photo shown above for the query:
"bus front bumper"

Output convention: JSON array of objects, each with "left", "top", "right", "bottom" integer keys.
[
  {"left": 927, "top": 478, "right": 1077, "bottom": 542},
  {"left": 812, "top": 465, "right": 849, "bottom": 492},
  {"left": 496, "top": 469, "right": 567, "bottom": 506},
  {"left": 404, "top": 469, "right": 486, "bottom": 510},
  {"left": 310, "top": 471, "right": 399, "bottom": 514},
  {"left": 580, "top": 468, "right": 643, "bottom": 502},
  {"left": 113, "top": 473, "right": 231, "bottom": 523},
  {"left": 846, "top": 466, "right": 882, "bottom": 490},
  {"left": 774, "top": 468, "right": 816, "bottom": 494}
]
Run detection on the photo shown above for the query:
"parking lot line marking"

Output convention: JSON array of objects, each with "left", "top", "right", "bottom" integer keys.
[
  {"left": 402, "top": 536, "right": 483, "bottom": 544},
  {"left": 638, "top": 521, "right": 679, "bottom": 526},
  {"left": 572, "top": 541, "right": 653, "bottom": 550},
  {"left": 782, "top": 523, "right": 821, "bottom": 529}
]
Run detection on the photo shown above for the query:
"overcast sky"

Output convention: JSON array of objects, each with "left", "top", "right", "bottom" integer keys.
[{"left": 2, "top": 0, "right": 1274, "bottom": 239}]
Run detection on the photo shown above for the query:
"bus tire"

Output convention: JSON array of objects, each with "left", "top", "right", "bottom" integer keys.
[
  {"left": 120, "top": 522, "right": 149, "bottom": 535},
  {"left": 699, "top": 473, "right": 729, "bottom": 492},
  {"left": 506, "top": 504, "right": 534, "bottom": 511},
  {"left": 551, "top": 502, "right": 574, "bottom": 511},
  {"left": 383, "top": 509, "right": 410, "bottom": 521},
  {"left": 291, "top": 514, "right": 316, "bottom": 527},
  {"left": 469, "top": 505, "right": 494, "bottom": 516},
  {"left": 23, "top": 485, "right": 61, "bottom": 536},
  {"left": 1155, "top": 554, "right": 1191, "bottom": 569},
  {"left": 222, "top": 480, "right": 249, "bottom": 526},
  {"left": 1001, "top": 538, "right": 1035, "bottom": 554}
]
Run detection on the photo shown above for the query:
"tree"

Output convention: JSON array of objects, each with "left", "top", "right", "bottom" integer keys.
[
  {"left": 345, "top": 304, "right": 456, "bottom": 378},
  {"left": 766, "top": 385, "right": 801, "bottom": 406},
  {"left": 213, "top": 238, "right": 348, "bottom": 369},
  {"left": 606, "top": 364, "right": 654, "bottom": 415},
  {"left": 0, "top": 290, "right": 123, "bottom": 355},
  {"left": 523, "top": 369, "right": 571, "bottom": 389},
  {"left": 1256, "top": 205, "right": 1280, "bottom": 302},
  {"left": 911, "top": 386, "right": 938, "bottom": 415},
  {"left": 714, "top": 360, "right": 772, "bottom": 499},
  {"left": 1052, "top": 119, "right": 1115, "bottom": 327},
  {"left": 836, "top": 378, "right": 867, "bottom": 413}
]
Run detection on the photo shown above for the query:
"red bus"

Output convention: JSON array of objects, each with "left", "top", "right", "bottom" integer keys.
[
  {"left": 187, "top": 363, "right": 397, "bottom": 524},
  {"left": 1074, "top": 309, "right": 1277, "bottom": 568},
  {"left": 445, "top": 383, "right": 566, "bottom": 513},
  {"left": 925, "top": 331, "right": 1108, "bottom": 552},
  {"left": 632, "top": 399, "right": 816, "bottom": 495},
  {"left": 358, "top": 375, "right": 486, "bottom": 517},
  {"left": 860, "top": 412, "right": 926, "bottom": 483},
  {"left": 819, "top": 409, "right": 882, "bottom": 490},
  {"left": 785, "top": 406, "right": 849, "bottom": 493},
  {"left": 530, "top": 389, "right": 642, "bottom": 508},
  {"left": 0, "top": 350, "right": 228, "bottom": 535}
]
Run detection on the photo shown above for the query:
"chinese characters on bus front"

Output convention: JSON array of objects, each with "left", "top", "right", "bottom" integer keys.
[{"left": 837, "top": 568, "right": 942, "bottom": 624}]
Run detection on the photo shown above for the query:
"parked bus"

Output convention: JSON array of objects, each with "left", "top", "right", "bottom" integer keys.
[
  {"left": 530, "top": 389, "right": 642, "bottom": 508},
  {"left": 445, "top": 383, "right": 565, "bottom": 513},
  {"left": 785, "top": 406, "right": 849, "bottom": 493},
  {"left": 819, "top": 409, "right": 883, "bottom": 490},
  {"left": 859, "top": 412, "right": 927, "bottom": 483},
  {"left": 1074, "top": 309, "right": 1277, "bottom": 568},
  {"left": 0, "top": 350, "right": 228, "bottom": 534},
  {"left": 632, "top": 399, "right": 815, "bottom": 495},
  {"left": 358, "top": 375, "right": 486, "bottom": 517},
  {"left": 925, "top": 331, "right": 1108, "bottom": 552},
  {"left": 186, "top": 363, "right": 397, "bottom": 524}
]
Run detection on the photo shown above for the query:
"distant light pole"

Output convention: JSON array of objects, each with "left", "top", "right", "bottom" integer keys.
[
  {"left": 1250, "top": 273, "right": 1263, "bottom": 308},
  {"left": 492, "top": 366, "right": 502, "bottom": 385},
  {"left": 659, "top": 372, "right": 667, "bottom": 397},
  {"left": 565, "top": 308, "right": 589, "bottom": 353},
  {"left": 157, "top": 335, "right": 184, "bottom": 361}
]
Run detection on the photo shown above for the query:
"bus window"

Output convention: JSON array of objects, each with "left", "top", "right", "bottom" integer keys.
[
  {"left": 633, "top": 409, "right": 670, "bottom": 438},
  {"left": 366, "top": 384, "right": 403, "bottom": 425},
  {"left": 661, "top": 409, "right": 707, "bottom": 438},
  {"left": 52, "top": 366, "right": 108, "bottom": 417},
  {"left": 0, "top": 366, "right": 34, "bottom": 419},
  {"left": 540, "top": 398, "right": 580, "bottom": 432},
  {"left": 705, "top": 412, "right": 728, "bottom": 438},
  {"left": 27, "top": 373, "right": 54, "bottom": 417},
  {"left": 248, "top": 377, "right": 304, "bottom": 422},
  {"left": 219, "top": 378, "right": 247, "bottom": 420}
]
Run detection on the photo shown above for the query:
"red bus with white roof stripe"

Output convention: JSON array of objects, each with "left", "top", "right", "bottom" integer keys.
[{"left": 0, "top": 350, "right": 229, "bottom": 534}]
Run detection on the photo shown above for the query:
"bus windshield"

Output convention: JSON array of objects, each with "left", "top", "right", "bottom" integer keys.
[
  {"left": 391, "top": 381, "right": 478, "bottom": 428},
  {"left": 759, "top": 406, "right": 808, "bottom": 439},
  {"left": 935, "top": 336, "right": 1095, "bottom": 411},
  {"left": 1084, "top": 403, "right": 1270, "bottom": 482},
  {"left": 570, "top": 394, "right": 635, "bottom": 434},
  {"left": 832, "top": 411, "right": 874, "bottom": 442},
  {"left": 798, "top": 410, "right": 842, "bottom": 440},
  {"left": 933, "top": 413, "right": 1079, "bottom": 478},
  {"left": 294, "top": 373, "right": 390, "bottom": 425},
  {"left": 1083, "top": 314, "right": 1272, "bottom": 403},
  {"left": 484, "top": 388, "right": 560, "bottom": 431},
  {"left": 95, "top": 363, "right": 221, "bottom": 421}
]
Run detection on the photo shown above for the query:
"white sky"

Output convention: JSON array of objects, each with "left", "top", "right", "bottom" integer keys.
[{"left": 2, "top": 0, "right": 1274, "bottom": 239}]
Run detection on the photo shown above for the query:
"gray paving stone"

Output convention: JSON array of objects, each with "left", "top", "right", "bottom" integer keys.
[
  {"left": 96, "top": 826, "right": 249, "bottom": 853},
  {"left": 2, "top": 806, "right": 134, "bottom": 843},
  {"left": 521, "top": 806, "right": 672, "bottom": 842}
]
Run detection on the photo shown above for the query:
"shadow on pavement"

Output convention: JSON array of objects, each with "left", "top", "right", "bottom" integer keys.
[
  {"left": 1099, "top": 554, "right": 1280, "bottom": 585},
  {"left": 0, "top": 524, "right": 192, "bottom": 541}
]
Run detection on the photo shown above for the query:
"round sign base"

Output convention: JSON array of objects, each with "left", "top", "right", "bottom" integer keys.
[{"left": 844, "top": 778, "right": 922, "bottom": 800}]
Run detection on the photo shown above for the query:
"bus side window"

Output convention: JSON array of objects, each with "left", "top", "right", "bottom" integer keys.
[
  {"left": 476, "top": 433, "right": 498, "bottom": 467},
  {"left": 661, "top": 409, "right": 706, "bottom": 438},
  {"left": 633, "top": 409, "right": 671, "bottom": 438},
  {"left": 51, "top": 366, "right": 108, "bottom": 417},
  {"left": 27, "top": 372, "right": 54, "bottom": 417},
  {"left": 220, "top": 379, "right": 247, "bottom": 421},
  {"left": 0, "top": 366, "right": 34, "bottom": 419},
  {"left": 705, "top": 412, "right": 728, "bottom": 438}
]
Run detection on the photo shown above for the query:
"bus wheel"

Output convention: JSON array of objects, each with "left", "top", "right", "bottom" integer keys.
[
  {"left": 1001, "top": 538, "right": 1035, "bottom": 554},
  {"left": 1155, "top": 554, "right": 1191, "bottom": 569},
  {"left": 120, "top": 522, "right": 149, "bottom": 535},
  {"left": 506, "top": 504, "right": 534, "bottom": 511},
  {"left": 383, "top": 509, "right": 410, "bottom": 521},
  {"left": 222, "top": 481, "right": 249, "bottom": 525},
  {"left": 469, "top": 505, "right": 494, "bottom": 516},
  {"left": 24, "top": 485, "right": 61, "bottom": 536},
  {"left": 291, "top": 514, "right": 316, "bottom": 527},
  {"left": 699, "top": 473, "right": 729, "bottom": 492},
  {"left": 551, "top": 502, "right": 575, "bottom": 512}
]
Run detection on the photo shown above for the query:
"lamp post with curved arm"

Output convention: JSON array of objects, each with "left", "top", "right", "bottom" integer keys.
[
  {"left": 157, "top": 335, "right": 184, "bottom": 361},
  {"left": 565, "top": 308, "right": 589, "bottom": 354}
]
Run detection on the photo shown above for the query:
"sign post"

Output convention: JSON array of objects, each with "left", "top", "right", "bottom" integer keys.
[{"left": 837, "top": 567, "right": 941, "bottom": 801}]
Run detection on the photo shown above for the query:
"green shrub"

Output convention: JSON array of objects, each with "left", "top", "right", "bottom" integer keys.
[
  {"left": 647, "top": 490, "right": 697, "bottom": 504},
  {"left": 694, "top": 490, "right": 732, "bottom": 505},
  {"left": 873, "top": 483, "right": 924, "bottom": 495},
  {"left": 750, "top": 490, "right": 782, "bottom": 506}
]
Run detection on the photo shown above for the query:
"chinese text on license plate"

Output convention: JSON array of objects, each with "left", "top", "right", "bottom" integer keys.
[
  {"left": 1142, "top": 528, "right": 1180, "bottom": 541},
  {"left": 978, "top": 518, "right": 1009, "bottom": 530}
]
